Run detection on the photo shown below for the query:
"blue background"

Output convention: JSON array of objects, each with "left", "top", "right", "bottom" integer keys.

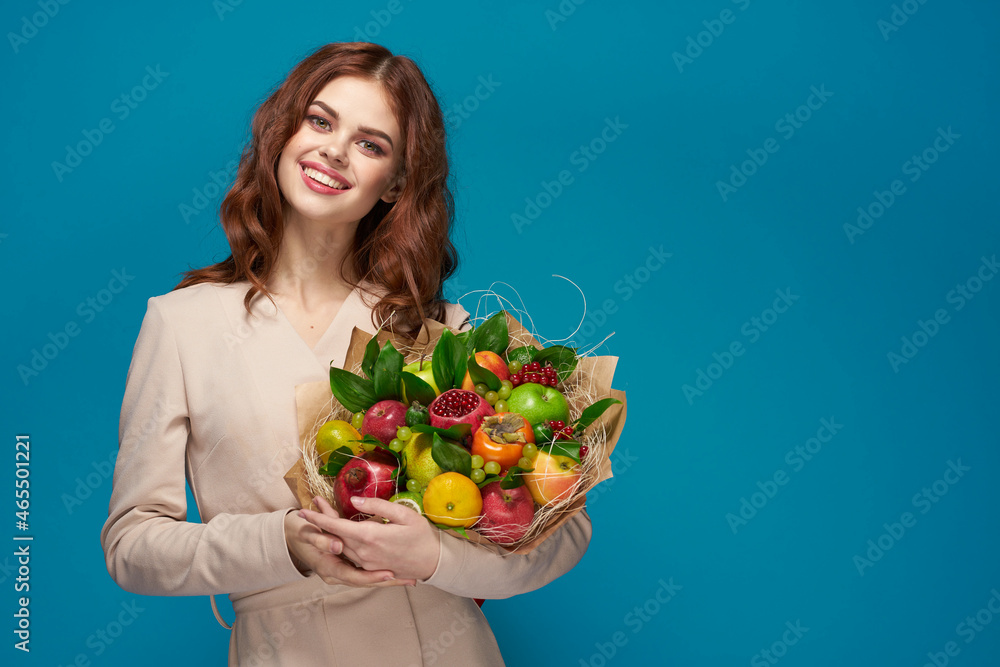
[{"left": 2, "top": 0, "right": 998, "bottom": 665}]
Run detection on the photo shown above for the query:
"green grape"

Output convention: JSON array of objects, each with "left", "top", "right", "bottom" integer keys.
[
  {"left": 351, "top": 411, "right": 365, "bottom": 430},
  {"left": 474, "top": 383, "right": 489, "bottom": 397},
  {"left": 494, "top": 399, "right": 509, "bottom": 413},
  {"left": 517, "top": 457, "right": 533, "bottom": 470},
  {"left": 522, "top": 443, "right": 538, "bottom": 459},
  {"left": 471, "top": 455, "right": 485, "bottom": 469},
  {"left": 498, "top": 381, "right": 513, "bottom": 399},
  {"left": 406, "top": 478, "right": 421, "bottom": 493},
  {"left": 508, "top": 360, "right": 523, "bottom": 374},
  {"left": 397, "top": 426, "right": 412, "bottom": 441},
  {"left": 470, "top": 468, "right": 486, "bottom": 484},
  {"left": 484, "top": 390, "right": 499, "bottom": 405},
  {"left": 484, "top": 461, "right": 501, "bottom": 476},
  {"left": 389, "top": 438, "right": 405, "bottom": 452}
]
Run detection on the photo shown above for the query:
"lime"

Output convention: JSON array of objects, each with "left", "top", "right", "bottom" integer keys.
[{"left": 390, "top": 491, "right": 423, "bottom": 515}]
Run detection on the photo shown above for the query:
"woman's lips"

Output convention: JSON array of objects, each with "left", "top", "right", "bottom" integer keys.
[{"left": 299, "top": 164, "right": 350, "bottom": 195}]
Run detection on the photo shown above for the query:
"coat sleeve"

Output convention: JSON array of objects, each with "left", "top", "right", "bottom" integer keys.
[
  {"left": 419, "top": 510, "right": 592, "bottom": 599},
  {"left": 100, "top": 296, "right": 308, "bottom": 596}
]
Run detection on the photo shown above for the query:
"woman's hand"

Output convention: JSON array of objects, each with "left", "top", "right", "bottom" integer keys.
[
  {"left": 298, "top": 496, "right": 440, "bottom": 582},
  {"left": 283, "top": 506, "right": 415, "bottom": 588}
]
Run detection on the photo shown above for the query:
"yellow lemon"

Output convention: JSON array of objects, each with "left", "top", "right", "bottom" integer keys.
[
  {"left": 422, "top": 472, "right": 483, "bottom": 528},
  {"left": 315, "top": 420, "right": 363, "bottom": 463}
]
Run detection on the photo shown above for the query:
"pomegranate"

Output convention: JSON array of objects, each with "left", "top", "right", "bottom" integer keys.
[
  {"left": 333, "top": 449, "right": 398, "bottom": 520},
  {"left": 429, "top": 389, "right": 495, "bottom": 438},
  {"left": 477, "top": 481, "right": 535, "bottom": 544},
  {"left": 362, "top": 399, "right": 408, "bottom": 445}
]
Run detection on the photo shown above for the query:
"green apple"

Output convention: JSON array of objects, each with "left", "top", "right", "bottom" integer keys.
[
  {"left": 402, "top": 358, "right": 440, "bottom": 403},
  {"left": 506, "top": 383, "right": 570, "bottom": 427}
]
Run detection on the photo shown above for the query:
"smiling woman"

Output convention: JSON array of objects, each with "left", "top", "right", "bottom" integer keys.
[{"left": 99, "top": 42, "right": 592, "bottom": 666}]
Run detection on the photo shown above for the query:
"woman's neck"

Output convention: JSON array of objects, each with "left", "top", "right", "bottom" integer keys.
[{"left": 267, "top": 209, "right": 360, "bottom": 309}]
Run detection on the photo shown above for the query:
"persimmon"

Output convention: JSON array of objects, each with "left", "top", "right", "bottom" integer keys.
[{"left": 471, "top": 412, "right": 535, "bottom": 470}]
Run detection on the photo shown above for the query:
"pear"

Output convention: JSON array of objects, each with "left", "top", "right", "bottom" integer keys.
[{"left": 402, "top": 432, "right": 444, "bottom": 489}]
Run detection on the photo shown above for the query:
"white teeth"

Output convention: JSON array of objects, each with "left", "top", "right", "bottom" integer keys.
[{"left": 302, "top": 166, "right": 348, "bottom": 189}]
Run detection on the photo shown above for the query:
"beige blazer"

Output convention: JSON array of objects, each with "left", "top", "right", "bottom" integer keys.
[{"left": 100, "top": 280, "right": 593, "bottom": 666}]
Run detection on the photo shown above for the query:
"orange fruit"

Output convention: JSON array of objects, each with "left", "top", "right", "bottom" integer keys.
[
  {"left": 422, "top": 472, "right": 483, "bottom": 527},
  {"left": 315, "top": 420, "right": 363, "bottom": 463}
]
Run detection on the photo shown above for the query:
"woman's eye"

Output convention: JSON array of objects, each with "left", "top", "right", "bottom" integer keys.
[
  {"left": 359, "top": 139, "right": 383, "bottom": 155},
  {"left": 308, "top": 115, "right": 330, "bottom": 130}
]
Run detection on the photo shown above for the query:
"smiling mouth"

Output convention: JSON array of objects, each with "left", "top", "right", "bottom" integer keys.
[{"left": 301, "top": 165, "right": 350, "bottom": 190}]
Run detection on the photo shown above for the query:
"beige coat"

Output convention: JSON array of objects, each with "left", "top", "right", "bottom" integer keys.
[{"left": 100, "top": 281, "right": 592, "bottom": 666}]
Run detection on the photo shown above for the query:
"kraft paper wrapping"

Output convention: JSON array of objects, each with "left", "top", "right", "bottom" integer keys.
[{"left": 284, "top": 311, "right": 627, "bottom": 554}]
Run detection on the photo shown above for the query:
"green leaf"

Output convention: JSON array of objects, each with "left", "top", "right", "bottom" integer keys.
[
  {"left": 432, "top": 330, "right": 459, "bottom": 393},
  {"left": 573, "top": 398, "right": 623, "bottom": 431},
  {"left": 373, "top": 340, "right": 404, "bottom": 400},
  {"left": 318, "top": 445, "right": 355, "bottom": 478},
  {"left": 475, "top": 473, "right": 502, "bottom": 489},
  {"left": 539, "top": 440, "right": 581, "bottom": 464},
  {"left": 500, "top": 465, "right": 533, "bottom": 489},
  {"left": 467, "top": 354, "right": 501, "bottom": 391},
  {"left": 361, "top": 335, "right": 381, "bottom": 380},
  {"left": 329, "top": 366, "right": 377, "bottom": 413},
  {"left": 452, "top": 526, "right": 469, "bottom": 539},
  {"left": 534, "top": 345, "right": 578, "bottom": 382},
  {"left": 400, "top": 371, "right": 437, "bottom": 406},
  {"left": 506, "top": 346, "right": 537, "bottom": 367},
  {"left": 456, "top": 330, "right": 476, "bottom": 355},
  {"left": 411, "top": 423, "right": 472, "bottom": 443},
  {"left": 472, "top": 311, "right": 509, "bottom": 356},
  {"left": 431, "top": 433, "right": 471, "bottom": 477}
]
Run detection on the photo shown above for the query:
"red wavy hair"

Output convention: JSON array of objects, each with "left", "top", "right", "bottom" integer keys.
[{"left": 175, "top": 42, "right": 458, "bottom": 339}]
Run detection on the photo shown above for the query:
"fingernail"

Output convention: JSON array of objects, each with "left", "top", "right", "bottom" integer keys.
[
  {"left": 352, "top": 496, "right": 365, "bottom": 506},
  {"left": 297, "top": 510, "right": 306, "bottom": 518},
  {"left": 383, "top": 575, "right": 394, "bottom": 581}
]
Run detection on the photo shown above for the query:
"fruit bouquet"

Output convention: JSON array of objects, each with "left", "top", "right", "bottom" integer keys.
[{"left": 284, "top": 310, "right": 626, "bottom": 552}]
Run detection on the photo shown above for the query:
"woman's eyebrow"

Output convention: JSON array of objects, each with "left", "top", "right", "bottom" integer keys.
[{"left": 310, "top": 100, "right": 394, "bottom": 150}]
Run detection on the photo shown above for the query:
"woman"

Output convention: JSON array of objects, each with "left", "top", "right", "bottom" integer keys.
[{"left": 100, "top": 42, "right": 592, "bottom": 665}]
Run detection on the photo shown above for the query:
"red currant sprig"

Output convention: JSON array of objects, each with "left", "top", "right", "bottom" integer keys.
[
  {"left": 548, "top": 419, "right": 575, "bottom": 440},
  {"left": 510, "top": 361, "right": 559, "bottom": 388}
]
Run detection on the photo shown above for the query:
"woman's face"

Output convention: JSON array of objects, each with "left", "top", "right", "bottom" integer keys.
[{"left": 276, "top": 75, "right": 404, "bottom": 228}]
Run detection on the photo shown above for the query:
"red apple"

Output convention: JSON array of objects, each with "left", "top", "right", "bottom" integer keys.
[
  {"left": 476, "top": 481, "right": 535, "bottom": 544},
  {"left": 506, "top": 383, "right": 570, "bottom": 427},
  {"left": 524, "top": 449, "right": 581, "bottom": 507},
  {"left": 333, "top": 449, "right": 399, "bottom": 520},
  {"left": 362, "top": 399, "right": 408, "bottom": 445},
  {"left": 461, "top": 351, "right": 510, "bottom": 391}
]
